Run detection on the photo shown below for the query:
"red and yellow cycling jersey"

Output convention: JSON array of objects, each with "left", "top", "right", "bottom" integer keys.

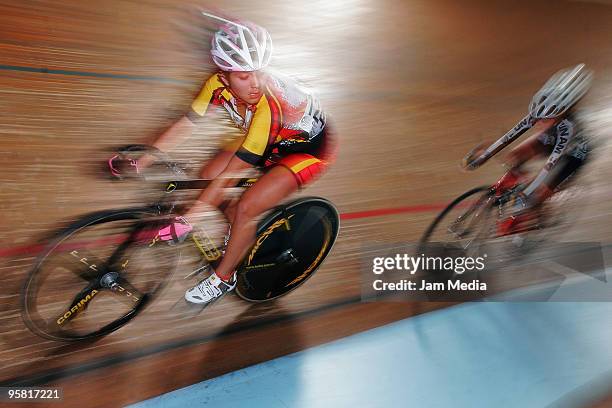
[{"left": 187, "top": 71, "right": 327, "bottom": 166}]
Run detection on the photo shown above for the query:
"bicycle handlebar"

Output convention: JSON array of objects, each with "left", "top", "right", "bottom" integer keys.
[{"left": 112, "top": 144, "right": 186, "bottom": 179}]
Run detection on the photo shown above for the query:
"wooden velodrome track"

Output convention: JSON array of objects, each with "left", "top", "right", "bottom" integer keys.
[{"left": 2, "top": 0, "right": 612, "bottom": 406}]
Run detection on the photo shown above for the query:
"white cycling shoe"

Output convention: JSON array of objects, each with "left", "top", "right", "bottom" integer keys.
[{"left": 185, "top": 271, "right": 237, "bottom": 305}]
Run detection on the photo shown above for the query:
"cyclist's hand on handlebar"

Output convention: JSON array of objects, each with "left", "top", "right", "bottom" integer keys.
[
  {"left": 461, "top": 142, "right": 486, "bottom": 171},
  {"left": 107, "top": 154, "right": 141, "bottom": 180}
]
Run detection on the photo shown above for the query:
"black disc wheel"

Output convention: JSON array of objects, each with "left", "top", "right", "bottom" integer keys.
[{"left": 236, "top": 197, "right": 340, "bottom": 302}]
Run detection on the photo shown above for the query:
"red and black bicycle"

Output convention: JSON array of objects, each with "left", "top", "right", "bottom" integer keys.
[{"left": 419, "top": 140, "right": 582, "bottom": 265}]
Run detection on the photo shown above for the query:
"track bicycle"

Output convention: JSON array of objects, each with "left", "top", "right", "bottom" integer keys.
[{"left": 21, "top": 145, "right": 340, "bottom": 341}]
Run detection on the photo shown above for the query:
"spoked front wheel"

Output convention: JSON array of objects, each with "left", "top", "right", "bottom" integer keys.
[
  {"left": 417, "top": 187, "right": 495, "bottom": 300},
  {"left": 419, "top": 186, "right": 493, "bottom": 255},
  {"left": 21, "top": 208, "right": 180, "bottom": 342},
  {"left": 418, "top": 184, "right": 567, "bottom": 272},
  {"left": 236, "top": 197, "right": 340, "bottom": 302}
]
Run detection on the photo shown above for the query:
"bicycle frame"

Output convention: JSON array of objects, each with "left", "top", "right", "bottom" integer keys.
[
  {"left": 22, "top": 143, "right": 339, "bottom": 341},
  {"left": 156, "top": 176, "right": 297, "bottom": 272},
  {"left": 117, "top": 144, "right": 297, "bottom": 266},
  {"left": 135, "top": 177, "right": 248, "bottom": 263},
  {"left": 448, "top": 169, "right": 529, "bottom": 243}
]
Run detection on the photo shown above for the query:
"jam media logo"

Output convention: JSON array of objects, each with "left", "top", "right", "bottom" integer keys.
[{"left": 362, "top": 242, "right": 609, "bottom": 302}]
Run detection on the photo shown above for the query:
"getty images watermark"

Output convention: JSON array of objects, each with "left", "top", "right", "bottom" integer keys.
[
  {"left": 371, "top": 252, "right": 488, "bottom": 292},
  {"left": 361, "top": 242, "right": 612, "bottom": 302},
  {"left": 362, "top": 252, "right": 488, "bottom": 301}
]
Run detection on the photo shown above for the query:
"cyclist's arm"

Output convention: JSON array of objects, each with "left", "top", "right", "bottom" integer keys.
[
  {"left": 235, "top": 98, "right": 274, "bottom": 165},
  {"left": 194, "top": 99, "right": 274, "bottom": 206},
  {"left": 138, "top": 75, "right": 221, "bottom": 168},
  {"left": 464, "top": 114, "right": 534, "bottom": 170},
  {"left": 522, "top": 119, "right": 575, "bottom": 196},
  {"left": 152, "top": 116, "right": 196, "bottom": 152},
  {"left": 505, "top": 120, "right": 556, "bottom": 168}
]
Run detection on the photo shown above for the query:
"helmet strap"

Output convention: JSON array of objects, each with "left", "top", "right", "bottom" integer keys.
[{"left": 218, "top": 71, "right": 230, "bottom": 87}]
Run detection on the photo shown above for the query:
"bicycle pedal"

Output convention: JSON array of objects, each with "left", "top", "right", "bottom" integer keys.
[{"left": 191, "top": 230, "right": 223, "bottom": 262}]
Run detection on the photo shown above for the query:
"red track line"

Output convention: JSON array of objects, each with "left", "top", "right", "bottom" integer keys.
[
  {"left": 0, "top": 235, "right": 128, "bottom": 259},
  {"left": 339, "top": 203, "right": 446, "bottom": 220},
  {"left": 0, "top": 243, "right": 46, "bottom": 258},
  {"left": 0, "top": 203, "right": 444, "bottom": 259}
]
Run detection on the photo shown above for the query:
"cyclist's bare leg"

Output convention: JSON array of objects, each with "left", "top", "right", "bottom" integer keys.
[
  {"left": 199, "top": 151, "right": 248, "bottom": 225},
  {"left": 214, "top": 166, "right": 299, "bottom": 281},
  {"left": 223, "top": 198, "right": 239, "bottom": 223},
  {"left": 167, "top": 149, "right": 240, "bottom": 245},
  {"left": 188, "top": 149, "right": 241, "bottom": 215}
]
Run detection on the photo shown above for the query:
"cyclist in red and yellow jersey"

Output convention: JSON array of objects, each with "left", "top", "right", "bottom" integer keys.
[{"left": 111, "top": 15, "right": 336, "bottom": 305}]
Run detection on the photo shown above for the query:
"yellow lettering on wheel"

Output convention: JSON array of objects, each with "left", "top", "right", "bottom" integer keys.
[
  {"left": 247, "top": 215, "right": 294, "bottom": 265},
  {"left": 56, "top": 289, "right": 99, "bottom": 326},
  {"left": 149, "top": 236, "right": 160, "bottom": 247},
  {"left": 285, "top": 222, "right": 332, "bottom": 287}
]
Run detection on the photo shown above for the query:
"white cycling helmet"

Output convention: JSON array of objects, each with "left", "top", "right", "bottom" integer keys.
[
  {"left": 203, "top": 12, "right": 273, "bottom": 72},
  {"left": 529, "top": 63, "right": 593, "bottom": 119}
]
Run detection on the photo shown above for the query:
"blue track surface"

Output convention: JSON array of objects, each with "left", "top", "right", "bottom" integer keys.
[{"left": 129, "top": 302, "right": 612, "bottom": 408}]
